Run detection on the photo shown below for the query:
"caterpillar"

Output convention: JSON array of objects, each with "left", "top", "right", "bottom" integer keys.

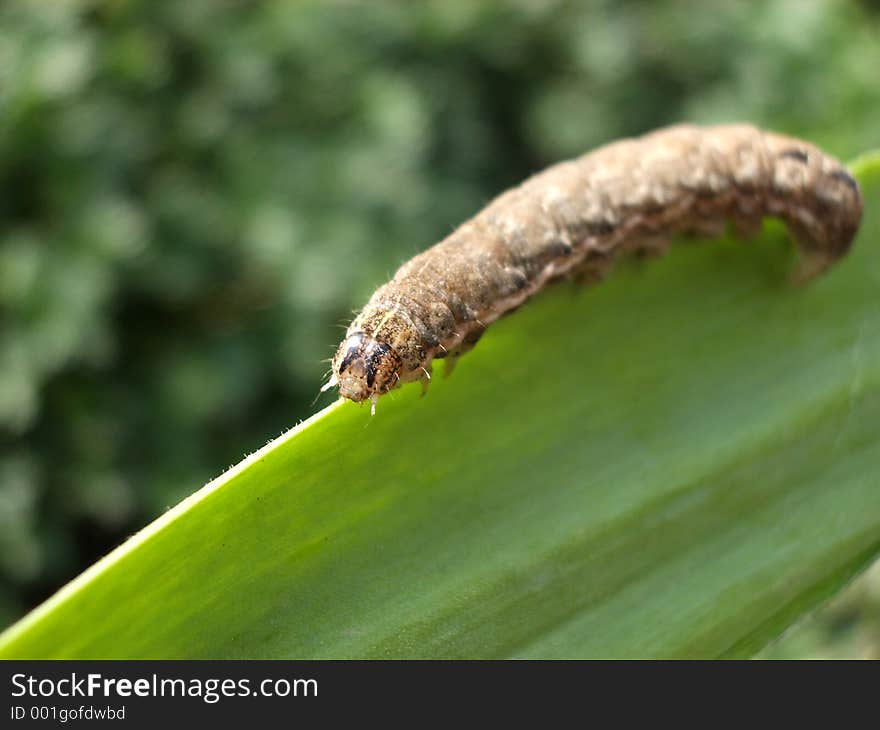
[{"left": 325, "top": 124, "right": 863, "bottom": 414}]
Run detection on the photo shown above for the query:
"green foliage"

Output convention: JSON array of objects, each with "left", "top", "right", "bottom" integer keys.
[
  {"left": 1, "top": 155, "right": 878, "bottom": 660},
  {"left": 1, "top": 0, "right": 879, "bottom": 653}
]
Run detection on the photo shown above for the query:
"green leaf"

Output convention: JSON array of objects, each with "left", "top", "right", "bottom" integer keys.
[{"left": 2, "top": 154, "right": 879, "bottom": 659}]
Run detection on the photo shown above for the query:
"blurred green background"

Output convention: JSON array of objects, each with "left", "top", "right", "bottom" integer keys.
[{"left": 1, "top": 0, "right": 878, "bottom": 657}]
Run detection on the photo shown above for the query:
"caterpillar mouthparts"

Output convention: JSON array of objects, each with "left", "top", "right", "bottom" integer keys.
[{"left": 327, "top": 123, "right": 863, "bottom": 413}]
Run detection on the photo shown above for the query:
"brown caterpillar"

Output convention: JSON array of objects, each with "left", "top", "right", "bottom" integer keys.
[{"left": 326, "top": 124, "right": 863, "bottom": 413}]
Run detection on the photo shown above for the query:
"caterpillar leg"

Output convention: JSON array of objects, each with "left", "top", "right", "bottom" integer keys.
[
  {"left": 443, "top": 356, "right": 459, "bottom": 378},
  {"left": 441, "top": 326, "right": 486, "bottom": 378},
  {"left": 572, "top": 249, "right": 614, "bottom": 286},
  {"left": 730, "top": 214, "right": 763, "bottom": 240},
  {"left": 419, "top": 364, "right": 433, "bottom": 396},
  {"left": 630, "top": 233, "right": 672, "bottom": 259}
]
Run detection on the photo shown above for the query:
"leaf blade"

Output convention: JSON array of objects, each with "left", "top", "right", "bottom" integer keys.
[{"left": 2, "top": 154, "right": 879, "bottom": 659}]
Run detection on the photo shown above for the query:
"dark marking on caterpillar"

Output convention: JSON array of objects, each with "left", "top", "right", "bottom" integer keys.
[
  {"left": 831, "top": 169, "right": 859, "bottom": 192},
  {"left": 325, "top": 124, "right": 863, "bottom": 413},
  {"left": 593, "top": 220, "right": 618, "bottom": 235},
  {"left": 779, "top": 148, "right": 810, "bottom": 164}
]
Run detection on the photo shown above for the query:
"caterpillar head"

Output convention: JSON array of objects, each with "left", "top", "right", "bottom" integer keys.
[{"left": 329, "top": 332, "right": 403, "bottom": 410}]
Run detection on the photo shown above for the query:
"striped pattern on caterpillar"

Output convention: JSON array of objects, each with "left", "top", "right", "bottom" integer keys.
[{"left": 325, "top": 123, "right": 863, "bottom": 413}]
